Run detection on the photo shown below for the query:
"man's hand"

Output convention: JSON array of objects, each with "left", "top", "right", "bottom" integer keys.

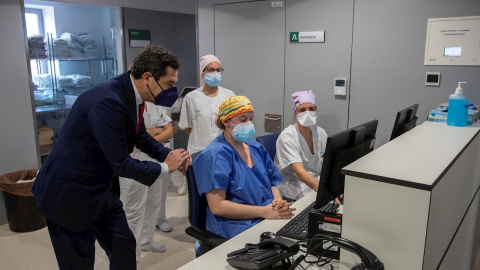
[
  {"left": 164, "top": 149, "right": 190, "bottom": 173},
  {"left": 178, "top": 153, "right": 192, "bottom": 172}
]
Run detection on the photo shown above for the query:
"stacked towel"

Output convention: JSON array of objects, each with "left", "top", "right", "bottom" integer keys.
[
  {"left": 28, "top": 36, "right": 47, "bottom": 59},
  {"left": 33, "top": 90, "right": 53, "bottom": 106},
  {"left": 48, "top": 32, "right": 100, "bottom": 59},
  {"left": 33, "top": 74, "right": 53, "bottom": 89},
  {"left": 59, "top": 32, "right": 83, "bottom": 59},
  {"left": 73, "top": 74, "right": 94, "bottom": 87},
  {"left": 58, "top": 74, "right": 93, "bottom": 89},
  {"left": 57, "top": 76, "right": 75, "bottom": 88},
  {"left": 106, "top": 41, "right": 116, "bottom": 59},
  {"left": 79, "top": 34, "right": 97, "bottom": 59},
  {"left": 53, "top": 38, "right": 69, "bottom": 59}
]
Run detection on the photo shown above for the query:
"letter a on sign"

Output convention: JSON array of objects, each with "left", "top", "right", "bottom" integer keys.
[{"left": 290, "top": 32, "right": 299, "bottom": 43}]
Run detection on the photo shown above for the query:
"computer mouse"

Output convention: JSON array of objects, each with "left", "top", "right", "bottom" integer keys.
[{"left": 260, "top": 231, "right": 277, "bottom": 242}]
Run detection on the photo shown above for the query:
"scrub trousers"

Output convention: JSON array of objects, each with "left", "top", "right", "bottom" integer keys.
[
  {"left": 119, "top": 174, "right": 170, "bottom": 263},
  {"left": 46, "top": 190, "right": 136, "bottom": 270}
]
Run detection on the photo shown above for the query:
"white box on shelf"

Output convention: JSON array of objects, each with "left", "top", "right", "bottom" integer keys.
[{"left": 64, "top": 95, "right": 78, "bottom": 106}]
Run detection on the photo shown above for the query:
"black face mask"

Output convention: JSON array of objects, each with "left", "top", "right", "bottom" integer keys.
[{"left": 147, "top": 79, "right": 178, "bottom": 107}]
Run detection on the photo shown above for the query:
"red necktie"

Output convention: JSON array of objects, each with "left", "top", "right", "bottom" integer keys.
[{"left": 136, "top": 102, "right": 145, "bottom": 133}]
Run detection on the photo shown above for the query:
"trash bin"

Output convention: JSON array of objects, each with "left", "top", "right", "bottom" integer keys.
[{"left": 0, "top": 169, "right": 46, "bottom": 232}]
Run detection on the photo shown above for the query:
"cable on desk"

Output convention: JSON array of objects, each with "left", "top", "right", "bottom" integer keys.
[
  {"left": 288, "top": 255, "right": 305, "bottom": 270},
  {"left": 293, "top": 238, "right": 338, "bottom": 269}
]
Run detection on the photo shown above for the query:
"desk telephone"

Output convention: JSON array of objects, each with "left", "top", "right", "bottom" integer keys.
[{"left": 226, "top": 237, "right": 299, "bottom": 269}]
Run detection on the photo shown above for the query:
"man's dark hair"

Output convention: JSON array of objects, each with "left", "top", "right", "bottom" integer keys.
[{"left": 131, "top": 46, "right": 180, "bottom": 80}]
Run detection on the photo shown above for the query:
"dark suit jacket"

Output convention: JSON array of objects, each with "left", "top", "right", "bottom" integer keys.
[{"left": 32, "top": 71, "right": 171, "bottom": 232}]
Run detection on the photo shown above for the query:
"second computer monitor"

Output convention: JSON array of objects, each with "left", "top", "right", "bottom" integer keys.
[
  {"left": 390, "top": 104, "right": 419, "bottom": 141},
  {"left": 313, "top": 120, "right": 379, "bottom": 210},
  {"left": 180, "top": 86, "right": 197, "bottom": 98}
]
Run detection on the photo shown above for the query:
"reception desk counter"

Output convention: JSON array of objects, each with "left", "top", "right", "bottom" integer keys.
[{"left": 341, "top": 121, "right": 480, "bottom": 269}]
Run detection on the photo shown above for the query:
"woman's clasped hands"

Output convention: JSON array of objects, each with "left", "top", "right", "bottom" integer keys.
[{"left": 265, "top": 199, "right": 295, "bottom": 220}]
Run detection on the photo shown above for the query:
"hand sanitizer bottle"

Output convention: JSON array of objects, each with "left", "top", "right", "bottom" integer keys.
[{"left": 447, "top": 82, "right": 469, "bottom": 127}]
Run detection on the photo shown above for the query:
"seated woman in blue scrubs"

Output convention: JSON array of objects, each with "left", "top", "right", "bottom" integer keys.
[{"left": 193, "top": 96, "right": 296, "bottom": 239}]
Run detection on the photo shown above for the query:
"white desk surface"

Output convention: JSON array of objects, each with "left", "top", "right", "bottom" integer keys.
[
  {"left": 178, "top": 192, "right": 346, "bottom": 270},
  {"left": 342, "top": 121, "right": 479, "bottom": 190}
]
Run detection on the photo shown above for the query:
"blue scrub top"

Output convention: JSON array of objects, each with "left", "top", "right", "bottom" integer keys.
[{"left": 193, "top": 133, "right": 283, "bottom": 239}]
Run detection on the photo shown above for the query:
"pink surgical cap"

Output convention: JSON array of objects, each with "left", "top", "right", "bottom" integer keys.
[
  {"left": 292, "top": 90, "right": 316, "bottom": 112},
  {"left": 200, "top": 54, "right": 221, "bottom": 76}
]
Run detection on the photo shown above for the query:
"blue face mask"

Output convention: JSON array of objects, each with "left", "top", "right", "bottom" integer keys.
[
  {"left": 204, "top": 72, "right": 222, "bottom": 87},
  {"left": 228, "top": 120, "right": 255, "bottom": 143},
  {"left": 147, "top": 80, "right": 178, "bottom": 107}
]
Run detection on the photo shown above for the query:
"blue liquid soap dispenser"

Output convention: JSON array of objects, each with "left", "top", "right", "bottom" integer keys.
[{"left": 447, "top": 82, "right": 469, "bottom": 127}]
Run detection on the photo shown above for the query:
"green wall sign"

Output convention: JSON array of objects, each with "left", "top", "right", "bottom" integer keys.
[
  {"left": 129, "top": 29, "right": 151, "bottom": 48},
  {"left": 290, "top": 32, "right": 300, "bottom": 43},
  {"left": 290, "top": 31, "right": 325, "bottom": 43}
]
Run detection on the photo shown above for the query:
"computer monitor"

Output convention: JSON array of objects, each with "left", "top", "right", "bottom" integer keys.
[
  {"left": 179, "top": 86, "right": 197, "bottom": 98},
  {"left": 313, "top": 120, "right": 379, "bottom": 210},
  {"left": 390, "top": 104, "right": 419, "bottom": 141},
  {"left": 171, "top": 86, "right": 198, "bottom": 116}
]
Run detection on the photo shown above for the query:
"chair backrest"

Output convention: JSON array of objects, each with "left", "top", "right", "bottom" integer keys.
[
  {"left": 255, "top": 133, "right": 280, "bottom": 161},
  {"left": 186, "top": 151, "right": 207, "bottom": 229}
]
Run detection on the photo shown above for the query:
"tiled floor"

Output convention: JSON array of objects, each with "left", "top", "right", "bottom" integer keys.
[
  {"left": 1, "top": 186, "right": 480, "bottom": 269},
  {"left": 0, "top": 185, "right": 196, "bottom": 270}
]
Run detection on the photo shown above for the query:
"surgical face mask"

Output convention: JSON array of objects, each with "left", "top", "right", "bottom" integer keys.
[
  {"left": 228, "top": 120, "right": 255, "bottom": 143},
  {"left": 204, "top": 72, "right": 222, "bottom": 87},
  {"left": 296, "top": 111, "right": 317, "bottom": 127},
  {"left": 147, "top": 80, "right": 178, "bottom": 107}
]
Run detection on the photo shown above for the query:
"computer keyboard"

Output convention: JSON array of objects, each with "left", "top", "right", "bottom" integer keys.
[{"left": 276, "top": 202, "right": 339, "bottom": 240}]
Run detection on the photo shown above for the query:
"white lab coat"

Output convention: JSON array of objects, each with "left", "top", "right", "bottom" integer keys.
[
  {"left": 178, "top": 86, "right": 235, "bottom": 154},
  {"left": 274, "top": 124, "right": 327, "bottom": 200},
  {"left": 119, "top": 102, "right": 172, "bottom": 263}
]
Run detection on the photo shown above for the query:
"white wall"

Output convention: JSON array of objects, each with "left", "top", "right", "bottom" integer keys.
[
  {"left": 123, "top": 8, "right": 175, "bottom": 67},
  {"left": 197, "top": 0, "right": 214, "bottom": 73},
  {"left": 174, "top": 13, "right": 198, "bottom": 90},
  {"left": 38, "top": 0, "right": 195, "bottom": 14},
  {"left": 349, "top": 0, "right": 480, "bottom": 146},
  {"left": 198, "top": 0, "right": 480, "bottom": 147},
  {"left": 123, "top": 7, "right": 197, "bottom": 92},
  {"left": 0, "top": 0, "right": 40, "bottom": 224}
]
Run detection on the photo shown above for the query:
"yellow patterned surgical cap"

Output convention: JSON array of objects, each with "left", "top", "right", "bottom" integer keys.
[{"left": 218, "top": 96, "right": 254, "bottom": 122}]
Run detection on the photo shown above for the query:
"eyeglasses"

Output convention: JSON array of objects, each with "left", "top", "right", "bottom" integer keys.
[{"left": 204, "top": 67, "right": 224, "bottom": 74}]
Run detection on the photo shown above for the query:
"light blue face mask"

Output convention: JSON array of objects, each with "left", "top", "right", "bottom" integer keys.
[
  {"left": 204, "top": 72, "right": 222, "bottom": 87},
  {"left": 228, "top": 120, "right": 255, "bottom": 143}
]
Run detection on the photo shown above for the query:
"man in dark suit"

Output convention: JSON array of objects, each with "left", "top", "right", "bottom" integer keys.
[{"left": 32, "top": 46, "right": 191, "bottom": 269}]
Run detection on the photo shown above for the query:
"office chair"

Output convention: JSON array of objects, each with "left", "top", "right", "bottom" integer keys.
[
  {"left": 256, "top": 133, "right": 280, "bottom": 161},
  {"left": 256, "top": 133, "right": 296, "bottom": 203},
  {"left": 185, "top": 151, "right": 227, "bottom": 256}
]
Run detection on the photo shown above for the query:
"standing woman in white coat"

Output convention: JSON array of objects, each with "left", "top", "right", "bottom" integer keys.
[
  {"left": 176, "top": 54, "right": 235, "bottom": 196},
  {"left": 179, "top": 54, "right": 235, "bottom": 155},
  {"left": 274, "top": 90, "right": 328, "bottom": 201}
]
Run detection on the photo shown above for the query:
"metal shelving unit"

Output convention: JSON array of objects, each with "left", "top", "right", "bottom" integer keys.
[{"left": 30, "top": 33, "right": 117, "bottom": 157}]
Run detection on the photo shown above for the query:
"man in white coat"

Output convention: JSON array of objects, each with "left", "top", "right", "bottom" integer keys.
[{"left": 120, "top": 102, "right": 174, "bottom": 264}]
